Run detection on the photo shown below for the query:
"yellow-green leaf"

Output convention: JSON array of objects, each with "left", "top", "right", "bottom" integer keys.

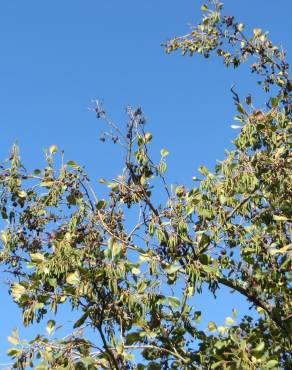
[
  {"left": 218, "top": 326, "right": 228, "bottom": 334},
  {"left": 254, "top": 341, "right": 265, "bottom": 352},
  {"left": 273, "top": 215, "right": 288, "bottom": 222},
  {"left": 7, "top": 336, "right": 19, "bottom": 345},
  {"left": 66, "top": 271, "right": 80, "bottom": 285},
  {"left": 1, "top": 231, "right": 8, "bottom": 244},
  {"left": 49, "top": 145, "right": 58, "bottom": 154},
  {"left": 257, "top": 307, "right": 265, "bottom": 315},
  {"left": 225, "top": 317, "right": 234, "bottom": 326},
  {"left": 167, "top": 296, "right": 180, "bottom": 309},
  {"left": 17, "top": 190, "right": 27, "bottom": 198},
  {"left": 132, "top": 267, "right": 141, "bottom": 275},
  {"left": 266, "top": 360, "right": 278, "bottom": 368},
  {"left": 46, "top": 320, "right": 56, "bottom": 335},
  {"left": 270, "top": 244, "right": 292, "bottom": 255},
  {"left": 40, "top": 181, "right": 55, "bottom": 187},
  {"left": 11, "top": 283, "right": 26, "bottom": 301},
  {"left": 30, "top": 253, "right": 45, "bottom": 263},
  {"left": 67, "top": 160, "right": 80, "bottom": 170},
  {"left": 144, "top": 132, "right": 152, "bottom": 143},
  {"left": 160, "top": 148, "right": 169, "bottom": 157},
  {"left": 208, "top": 321, "right": 217, "bottom": 332}
]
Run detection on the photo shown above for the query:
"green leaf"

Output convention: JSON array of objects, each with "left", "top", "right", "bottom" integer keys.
[
  {"left": 208, "top": 321, "right": 217, "bottom": 332},
  {"left": 96, "top": 199, "right": 107, "bottom": 209},
  {"left": 49, "top": 278, "right": 57, "bottom": 288},
  {"left": 201, "top": 265, "right": 217, "bottom": 274},
  {"left": 66, "top": 271, "right": 80, "bottom": 285},
  {"left": 270, "top": 244, "right": 292, "bottom": 255},
  {"left": 218, "top": 326, "right": 228, "bottom": 334},
  {"left": 148, "top": 362, "right": 161, "bottom": 370},
  {"left": 107, "top": 237, "right": 122, "bottom": 259},
  {"left": 265, "top": 360, "right": 278, "bottom": 368},
  {"left": 211, "top": 360, "right": 225, "bottom": 369},
  {"left": 74, "top": 312, "right": 89, "bottom": 329},
  {"left": 30, "top": 253, "right": 45, "bottom": 263},
  {"left": 194, "top": 311, "right": 201, "bottom": 324},
  {"left": 137, "top": 280, "right": 147, "bottom": 294},
  {"left": 126, "top": 332, "right": 141, "bottom": 345},
  {"left": 160, "top": 148, "right": 169, "bottom": 157},
  {"left": 225, "top": 317, "right": 234, "bottom": 326},
  {"left": 199, "top": 253, "right": 209, "bottom": 265},
  {"left": 198, "top": 165, "right": 209, "bottom": 176},
  {"left": 187, "top": 286, "right": 195, "bottom": 296},
  {"left": 158, "top": 161, "right": 167, "bottom": 174},
  {"left": 81, "top": 357, "right": 95, "bottom": 366},
  {"left": 99, "top": 178, "right": 109, "bottom": 185},
  {"left": 12, "top": 328, "right": 19, "bottom": 340},
  {"left": 165, "top": 264, "right": 181, "bottom": 275},
  {"left": 271, "top": 96, "right": 281, "bottom": 108},
  {"left": 112, "top": 240, "right": 122, "bottom": 258},
  {"left": 1, "top": 231, "right": 8, "bottom": 244},
  {"left": 17, "top": 190, "right": 27, "bottom": 198},
  {"left": 175, "top": 185, "right": 185, "bottom": 197},
  {"left": 35, "top": 364, "right": 48, "bottom": 370},
  {"left": 214, "top": 340, "right": 225, "bottom": 350},
  {"left": 67, "top": 160, "right": 80, "bottom": 170},
  {"left": 7, "top": 336, "right": 19, "bottom": 345},
  {"left": 7, "top": 348, "right": 22, "bottom": 357},
  {"left": 40, "top": 180, "right": 55, "bottom": 187},
  {"left": 253, "top": 341, "right": 265, "bottom": 352},
  {"left": 46, "top": 320, "right": 56, "bottom": 335},
  {"left": 144, "top": 132, "right": 153, "bottom": 143},
  {"left": 167, "top": 296, "right": 180, "bottom": 309},
  {"left": 11, "top": 283, "right": 26, "bottom": 301},
  {"left": 198, "top": 234, "right": 210, "bottom": 249},
  {"left": 236, "top": 103, "right": 246, "bottom": 115},
  {"left": 273, "top": 215, "right": 288, "bottom": 222},
  {"left": 49, "top": 145, "right": 58, "bottom": 154},
  {"left": 199, "top": 208, "right": 213, "bottom": 219},
  {"left": 256, "top": 307, "right": 265, "bottom": 315},
  {"left": 1, "top": 207, "right": 8, "bottom": 220},
  {"left": 132, "top": 267, "right": 141, "bottom": 275},
  {"left": 186, "top": 205, "right": 195, "bottom": 215}
]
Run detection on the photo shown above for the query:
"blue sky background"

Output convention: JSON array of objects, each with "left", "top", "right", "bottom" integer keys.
[{"left": 0, "top": 0, "right": 291, "bottom": 364}]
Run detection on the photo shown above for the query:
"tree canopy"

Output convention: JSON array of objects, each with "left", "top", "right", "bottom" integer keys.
[{"left": 0, "top": 1, "right": 291, "bottom": 369}]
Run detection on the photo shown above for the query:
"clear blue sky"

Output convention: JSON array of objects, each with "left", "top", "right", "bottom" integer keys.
[{"left": 0, "top": 0, "right": 291, "bottom": 363}]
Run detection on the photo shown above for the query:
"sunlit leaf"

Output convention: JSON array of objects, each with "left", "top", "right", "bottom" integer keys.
[
  {"left": 225, "top": 317, "right": 234, "bottom": 326},
  {"left": 49, "top": 145, "right": 58, "bottom": 154},
  {"left": 46, "top": 320, "right": 56, "bottom": 335},
  {"left": 66, "top": 271, "right": 80, "bottom": 285},
  {"left": 208, "top": 321, "right": 217, "bottom": 332},
  {"left": 160, "top": 148, "right": 169, "bottom": 157},
  {"left": 7, "top": 336, "right": 19, "bottom": 346},
  {"left": 30, "top": 253, "right": 45, "bottom": 263}
]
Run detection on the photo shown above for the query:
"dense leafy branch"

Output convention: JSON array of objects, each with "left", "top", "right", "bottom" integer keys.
[{"left": 0, "top": 1, "right": 291, "bottom": 369}]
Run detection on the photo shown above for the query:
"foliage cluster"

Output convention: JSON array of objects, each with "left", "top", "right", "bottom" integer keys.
[{"left": 0, "top": 1, "right": 291, "bottom": 369}]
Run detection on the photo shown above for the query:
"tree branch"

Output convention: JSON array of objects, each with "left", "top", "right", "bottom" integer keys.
[{"left": 97, "top": 324, "right": 120, "bottom": 370}]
